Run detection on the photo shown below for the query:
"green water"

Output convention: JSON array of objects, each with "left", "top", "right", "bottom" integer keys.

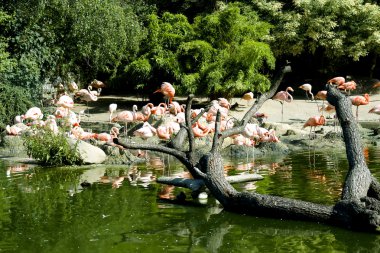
[{"left": 1, "top": 147, "right": 380, "bottom": 253}]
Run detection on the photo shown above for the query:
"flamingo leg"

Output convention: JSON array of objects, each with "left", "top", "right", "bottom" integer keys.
[
  {"left": 280, "top": 101, "right": 284, "bottom": 122},
  {"left": 356, "top": 106, "right": 359, "bottom": 120},
  {"left": 124, "top": 122, "right": 128, "bottom": 139},
  {"left": 252, "top": 144, "right": 255, "bottom": 164}
]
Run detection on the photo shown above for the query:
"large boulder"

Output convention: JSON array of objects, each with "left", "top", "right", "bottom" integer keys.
[{"left": 68, "top": 139, "right": 107, "bottom": 164}]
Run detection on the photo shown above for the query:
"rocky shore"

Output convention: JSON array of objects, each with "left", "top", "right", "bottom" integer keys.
[{"left": 1, "top": 94, "right": 380, "bottom": 165}]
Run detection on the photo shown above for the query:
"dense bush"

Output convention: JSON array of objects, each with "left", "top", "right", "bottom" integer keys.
[
  {"left": 22, "top": 130, "right": 82, "bottom": 166},
  {"left": 0, "top": 82, "right": 34, "bottom": 130}
]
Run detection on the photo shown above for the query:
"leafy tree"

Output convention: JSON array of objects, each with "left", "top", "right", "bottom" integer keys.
[
  {"left": 191, "top": 4, "right": 275, "bottom": 97},
  {"left": 2, "top": 0, "right": 146, "bottom": 93},
  {"left": 0, "top": 10, "right": 15, "bottom": 78},
  {"left": 0, "top": 82, "right": 33, "bottom": 130},
  {"left": 125, "top": 3, "right": 275, "bottom": 98},
  {"left": 247, "top": 0, "right": 380, "bottom": 76}
]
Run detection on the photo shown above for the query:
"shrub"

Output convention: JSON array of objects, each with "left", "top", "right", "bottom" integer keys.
[{"left": 23, "top": 129, "right": 82, "bottom": 166}]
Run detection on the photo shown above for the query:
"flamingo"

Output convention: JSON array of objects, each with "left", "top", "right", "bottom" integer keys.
[
  {"left": 156, "top": 125, "right": 174, "bottom": 140},
  {"left": 68, "top": 81, "right": 78, "bottom": 92},
  {"left": 372, "top": 80, "right": 380, "bottom": 88},
  {"left": 95, "top": 127, "right": 120, "bottom": 142},
  {"left": 88, "top": 85, "right": 102, "bottom": 96},
  {"left": 338, "top": 81, "right": 356, "bottom": 94},
  {"left": 109, "top": 103, "right": 117, "bottom": 122},
  {"left": 6, "top": 123, "right": 29, "bottom": 135},
  {"left": 303, "top": 115, "right": 326, "bottom": 138},
  {"left": 218, "top": 97, "right": 231, "bottom": 109},
  {"left": 327, "top": 76, "right": 345, "bottom": 86},
  {"left": 299, "top": 84, "right": 314, "bottom": 100},
  {"left": 272, "top": 87, "right": 294, "bottom": 122},
  {"left": 74, "top": 86, "right": 98, "bottom": 116},
  {"left": 350, "top": 93, "right": 370, "bottom": 120},
  {"left": 56, "top": 95, "right": 74, "bottom": 117},
  {"left": 111, "top": 105, "right": 138, "bottom": 136},
  {"left": 44, "top": 115, "right": 59, "bottom": 134},
  {"left": 133, "top": 122, "right": 157, "bottom": 139},
  {"left": 153, "top": 82, "right": 175, "bottom": 104},
  {"left": 70, "top": 126, "right": 96, "bottom": 140},
  {"left": 242, "top": 123, "right": 259, "bottom": 139},
  {"left": 315, "top": 90, "right": 327, "bottom": 114},
  {"left": 90, "top": 79, "right": 106, "bottom": 89},
  {"left": 23, "top": 107, "right": 43, "bottom": 123},
  {"left": 319, "top": 103, "right": 336, "bottom": 118},
  {"left": 253, "top": 112, "right": 268, "bottom": 125},
  {"left": 149, "top": 103, "right": 167, "bottom": 117},
  {"left": 192, "top": 122, "right": 211, "bottom": 137},
  {"left": 369, "top": 104, "right": 380, "bottom": 121},
  {"left": 168, "top": 101, "right": 184, "bottom": 115},
  {"left": 241, "top": 92, "right": 254, "bottom": 106}
]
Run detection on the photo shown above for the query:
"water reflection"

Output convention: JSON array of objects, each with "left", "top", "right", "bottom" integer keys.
[{"left": 1, "top": 148, "right": 380, "bottom": 252}]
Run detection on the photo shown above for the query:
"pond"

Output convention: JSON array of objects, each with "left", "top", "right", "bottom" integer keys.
[{"left": 1, "top": 145, "right": 380, "bottom": 253}]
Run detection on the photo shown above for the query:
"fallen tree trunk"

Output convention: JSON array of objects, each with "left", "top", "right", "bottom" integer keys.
[
  {"left": 115, "top": 65, "right": 380, "bottom": 232},
  {"left": 157, "top": 174, "right": 263, "bottom": 191}
]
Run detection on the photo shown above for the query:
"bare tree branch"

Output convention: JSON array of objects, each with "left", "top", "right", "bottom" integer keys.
[
  {"left": 221, "top": 65, "right": 291, "bottom": 139},
  {"left": 113, "top": 138, "right": 192, "bottom": 169}
]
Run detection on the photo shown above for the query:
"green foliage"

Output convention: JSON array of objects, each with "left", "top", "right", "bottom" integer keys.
[
  {"left": 23, "top": 130, "right": 82, "bottom": 166},
  {"left": 69, "top": 0, "right": 130, "bottom": 78},
  {"left": 0, "top": 10, "right": 15, "bottom": 80},
  {"left": 0, "top": 82, "right": 33, "bottom": 130},
  {"left": 190, "top": 4, "right": 275, "bottom": 97},
  {"left": 126, "top": 4, "right": 275, "bottom": 98},
  {"left": 249, "top": 0, "right": 380, "bottom": 61}
]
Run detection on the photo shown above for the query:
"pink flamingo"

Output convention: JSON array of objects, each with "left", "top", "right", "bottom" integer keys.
[
  {"left": 44, "top": 115, "right": 59, "bottom": 134},
  {"left": 218, "top": 97, "right": 231, "bottom": 109},
  {"left": 315, "top": 90, "right": 327, "bottom": 115},
  {"left": 242, "top": 123, "right": 259, "bottom": 139},
  {"left": 133, "top": 105, "right": 151, "bottom": 122},
  {"left": 148, "top": 103, "right": 167, "bottom": 117},
  {"left": 272, "top": 87, "right": 294, "bottom": 122},
  {"left": 74, "top": 86, "right": 98, "bottom": 116},
  {"left": 154, "top": 82, "right": 175, "bottom": 104},
  {"left": 303, "top": 115, "right": 326, "bottom": 138},
  {"left": 156, "top": 125, "right": 174, "bottom": 140},
  {"left": 350, "top": 93, "right": 370, "bottom": 120},
  {"left": 22, "top": 107, "right": 44, "bottom": 127},
  {"left": 70, "top": 126, "right": 96, "bottom": 140},
  {"left": 111, "top": 105, "right": 138, "bottom": 136},
  {"left": 6, "top": 123, "right": 28, "bottom": 135},
  {"left": 338, "top": 81, "right": 356, "bottom": 94},
  {"left": 168, "top": 101, "right": 184, "bottom": 115},
  {"left": 133, "top": 122, "right": 157, "bottom": 139},
  {"left": 192, "top": 122, "right": 210, "bottom": 137},
  {"left": 327, "top": 76, "right": 345, "bottom": 86}
]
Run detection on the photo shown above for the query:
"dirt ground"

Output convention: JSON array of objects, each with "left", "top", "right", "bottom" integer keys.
[{"left": 72, "top": 93, "right": 380, "bottom": 128}]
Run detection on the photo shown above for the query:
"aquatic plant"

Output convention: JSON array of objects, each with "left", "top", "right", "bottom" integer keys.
[{"left": 23, "top": 129, "right": 82, "bottom": 166}]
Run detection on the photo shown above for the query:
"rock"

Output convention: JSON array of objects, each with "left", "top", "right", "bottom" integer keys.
[
  {"left": 0, "top": 135, "right": 28, "bottom": 156},
  {"left": 68, "top": 138, "right": 107, "bottom": 164},
  {"left": 283, "top": 129, "right": 297, "bottom": 136}
]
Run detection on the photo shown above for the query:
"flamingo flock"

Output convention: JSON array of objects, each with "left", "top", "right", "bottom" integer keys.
[{"left": 5, "top": 77, "right": 380, "bottom": 156}]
